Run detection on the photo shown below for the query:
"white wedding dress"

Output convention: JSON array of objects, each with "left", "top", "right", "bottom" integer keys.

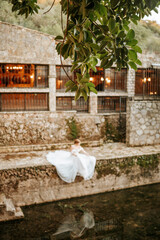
[{"left": 46, "top": 146, "right": 96, "bottom": 183}]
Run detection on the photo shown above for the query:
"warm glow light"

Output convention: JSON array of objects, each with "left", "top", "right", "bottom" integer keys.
[
  {"left": 30, "top": 75, "right": 34, "bottom": 79},
  {"left": 101, "top": 77, "right": 104, "bottom": 81},
  {"left": 106, "top": 77, "right": 111, "bottom": 83},
  {"left": 90, "top": 77, "right": 93, "bottom": 81},
  {"left": 143, "top": 77, "right": 147, "bottom": 83},
  {"left": 150, "top": 92, "right": 153, "bottom": 95},
  {"left": 148, "top": 77, "right": 151, "bottom": 82},
  {"left": 154, "top": 92, "right": 157, "bottom": 94},
  {"left": 38, "top": 77, "right": 41, "bottom": 80}
]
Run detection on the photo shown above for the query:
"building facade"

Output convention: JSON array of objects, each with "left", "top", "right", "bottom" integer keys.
[{"left": 0, "top": 21, "right": 160, "bottom": 146}]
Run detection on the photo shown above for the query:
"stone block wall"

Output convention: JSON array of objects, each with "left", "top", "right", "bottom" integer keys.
[
  {"left": 126, "top": 100, "right": 160, "bottom": 146},
  {"left": 0, "top": 112, "right": 124, "bottom": 146}
]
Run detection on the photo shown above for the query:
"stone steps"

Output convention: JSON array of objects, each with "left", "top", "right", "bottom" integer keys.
[{"left": 0, "top": 193, "right": 24, "bottom": 222}]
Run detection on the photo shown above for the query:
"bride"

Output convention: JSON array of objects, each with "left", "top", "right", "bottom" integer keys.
[{"left": 46, "top": 139, "right": 96, "bottom": 183}]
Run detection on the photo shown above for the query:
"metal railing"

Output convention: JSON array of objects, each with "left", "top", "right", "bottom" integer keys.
[
  {"left": 56, "top": 97, "right": 89, "bottom": 112},
  {"left": 98, "top": 97, "right": 126, "bottom": 113},
  {"left": 0, "top": 93, "right": 49, "bottom": 111}
]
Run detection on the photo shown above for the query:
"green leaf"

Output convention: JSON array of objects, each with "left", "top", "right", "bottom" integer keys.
[
  {"left": 129, "top": 61, "right": 137, "bottom": 70},
  {"left": 99, "top": 5, "right": 107, "bottom": 15},
  {"left": 55, "top": 35, "right": 64, "bottom": 40},
  {"left": 128, "top": 49, "right": 137, "bottom": 61},
  {"left": 111, "top": 0, "right": 120, "bottom": 9},
  {"left": 90, "top": 87, "right": 98, "bottom": 94},
  {"left": 61, "top": 44, "right": 70, "bottom": 56},
  {"left": 96, "top": 35, "right": 106, "bottom": 43},
  {"left": 132, "top": 45, "right": 142, "bottom": 54},
  {"left": 109, "top": 18, "right": 116, "bottom": 32},
  {"left": 75, "top": 88, "right": 81, "bottom": 100},
  {"left": 101, "top": 56, "right": 110, "bottom": 67},
  {"left": 90, "top": 57, "right": 98, "bottom": 66},
  {"left": 81, "top": 90, "right": 88, "bottom": 101},
  {"left": 86, "top": 82, "right": 95, "bottom": 88},
  {"left": 135, "top": 59, "right": 142, "bottom": 65},
  {"left": 127, "top": 39, "right": 138, "bottom": 46},
  {"left": 65, "top": 80, "right": 75, "bottom": 87},
  {"left": 126, "top": 29, "right": 135, "bottom": 39}
]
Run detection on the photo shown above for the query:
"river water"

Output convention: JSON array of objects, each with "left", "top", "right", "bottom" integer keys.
[{"left": 0, "top": 184, "right": 160, "bottom": 240}]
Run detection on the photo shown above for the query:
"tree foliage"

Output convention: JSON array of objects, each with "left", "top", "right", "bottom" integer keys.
[{"left": 9, "top": 0, "right": 160, "bottom": 100}]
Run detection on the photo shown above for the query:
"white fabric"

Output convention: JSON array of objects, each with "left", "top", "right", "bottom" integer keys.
[
  {"left": 52, "top": 211, "right": 95, "bottom": 238},
  {"left": 46, "top": 146, "right": 96, "bottom": 183}
]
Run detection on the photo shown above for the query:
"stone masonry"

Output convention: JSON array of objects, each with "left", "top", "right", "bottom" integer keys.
[{"left": 127, "top": 100, "right": 160, "bottom": 146}]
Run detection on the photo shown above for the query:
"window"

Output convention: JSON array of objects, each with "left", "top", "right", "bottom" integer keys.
[
  {"left": 56, "top": 65, "right": 127, "bottom": 92},
  {"left": 105, "top": 68, "right": 127, "bottom": 92},
  {"left": 0, "top": 64, "right": 48, "bottom": 88},
  {"left": 98, "top": 97, "right": 126, "bottom": 113},
  {"left": 0, "top": 93, "right": 49, "bottom": 111},
  {"left": 56, "top": 97, "right": 89, "bottom": 112},
  {"left": 135, "top": 68, "right": 160, "bottom": 96},
  {"left": 56, "top": 66, "right": 72, "bottom": 91}
]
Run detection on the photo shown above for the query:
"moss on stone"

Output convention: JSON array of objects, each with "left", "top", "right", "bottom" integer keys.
[{"left": 95, "top": 154, "right": 160, "bottom": 179}]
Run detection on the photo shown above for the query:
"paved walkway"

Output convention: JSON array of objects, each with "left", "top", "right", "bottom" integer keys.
[{"left": 0, "top": 143, "right": 160, "bottom": 170}]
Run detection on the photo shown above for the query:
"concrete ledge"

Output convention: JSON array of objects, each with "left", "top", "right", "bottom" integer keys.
[
  {"left": 0, "top": 154, "right": 159, "bottom": 208},
  {"left": 0, "top": 140, "right": 103, "bottom": 154}
]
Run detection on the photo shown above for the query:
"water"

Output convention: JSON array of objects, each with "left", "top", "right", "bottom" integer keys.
[{"left": 0, "top": 184, "right": 160, "bottom": 240}]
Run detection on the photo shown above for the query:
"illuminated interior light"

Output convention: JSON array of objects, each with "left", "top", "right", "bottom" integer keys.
[
  {"left": 143, "top": 77, "right": 147, "bottom": 83},
  {"left": 106, "top": 78, "right": 111, "bottom": 83},
  {"left": 90, "top": 77, "right": 93, "bottom": 81},
  {"left": 101, "top": 77, "right": 104, "bottom": 81},
  {"left": 154, "top": 92, "right": 157, "bottom": 94},
  {"left": 150, "top": 92, "right": 153, "bottom": 95},
  {"left": 30, "top": 75, "right": 34, "bottom": 79},
  {"left": 147, "top": 77, "right": 151, "bottom": 82}
]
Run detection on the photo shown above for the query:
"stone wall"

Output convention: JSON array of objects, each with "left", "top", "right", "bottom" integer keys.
[
  {"left": 0, "top": 112, "right": 124, "bottom": 146},
  {"left": 0, "top": 21, "right": 63, "bottom": 65},
  {"left": 0, "top": 154, "right": 159, "bottom": 206},
  {"left": 126, "top": 100, "right": 160, "bottom": 146},
  {"left": 0, "top": 112, "right": 125, "bottom": 146}
]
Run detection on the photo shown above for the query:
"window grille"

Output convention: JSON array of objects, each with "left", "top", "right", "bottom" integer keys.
[
  {"left": 56, "top": 97, "right": 89, "bottom": 112},
  {"left": 0, "top": 64, "right": 48, "bottom": 88},
  {"left": 98, "top": 97, "right": 126, "bottom": 113},
  {"left": 135, "top": 68, "right": 160, "bottom": 96},
  {"left": 105, "top": 68, "right": 127, "bottom": 92},
  {"left": 56, "top": 65, "right": 127, "bottom": 92},
  {"left": 0, "top": 93, "right": 49, "bottom": 111}
]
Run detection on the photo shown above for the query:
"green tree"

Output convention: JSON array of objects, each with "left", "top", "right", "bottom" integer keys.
[{"left": 9, "top": 0, "right": 160, "bottom": 99}]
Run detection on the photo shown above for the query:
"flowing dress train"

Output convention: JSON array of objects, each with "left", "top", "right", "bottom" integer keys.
[{"left": 46, "top": 146, "right": 96, "bottom": 183}]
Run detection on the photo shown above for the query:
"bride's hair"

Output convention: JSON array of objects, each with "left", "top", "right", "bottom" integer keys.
[{"left": 74, "top": 139, "right": 80, "bottom": 144}]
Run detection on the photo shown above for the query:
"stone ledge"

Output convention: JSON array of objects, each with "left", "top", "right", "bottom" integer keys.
[
  {"left": 0, "top": 154, "right": 159, "bottom": 208},
  {"left": 0, "top": 140, "right": 103, "bottom": 154}
]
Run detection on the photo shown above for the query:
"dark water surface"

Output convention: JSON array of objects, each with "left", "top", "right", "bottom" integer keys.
[{"left": 0, "top": 184, "right": 160, "bottom": 240}]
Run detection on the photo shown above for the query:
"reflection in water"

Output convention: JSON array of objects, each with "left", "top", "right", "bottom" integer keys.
[
  {"left": 51, "top": 211, "right": 95, "bottom": 239},
  {"left": 0, "top": 184, "right": 160, "bottom": 240}
]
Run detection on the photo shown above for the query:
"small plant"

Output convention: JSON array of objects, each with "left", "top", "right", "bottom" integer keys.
[
  {"left": 66, "top": 117, "right": 80, "bottom": 140},
  {"left": 117, "top": 115, "right": 126, "bottom": 142},
  {"left": 105, "top": 116, "right": 126, "bottom": 143},
  {"left": 105, "top": 119, "right": 119, "bottom": 142}
]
